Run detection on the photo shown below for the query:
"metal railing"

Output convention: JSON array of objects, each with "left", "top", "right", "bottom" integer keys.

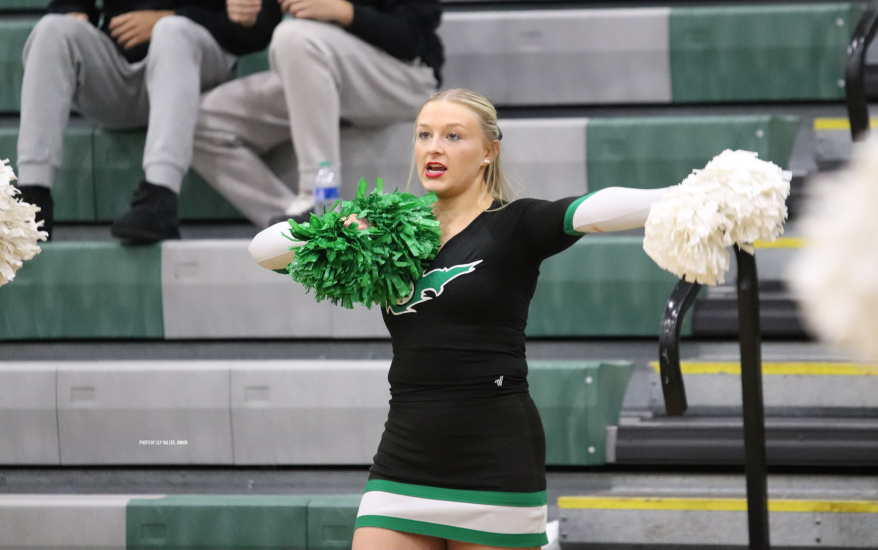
[
  {"left": 658, "top": 245, "right": 769, "bottom": 550},
  {"left": 845, "top": 0, "right": 878, "bottom": 141}
]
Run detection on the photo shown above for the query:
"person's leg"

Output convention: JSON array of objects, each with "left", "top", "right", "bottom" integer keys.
[
  {"left": 268, "top": 19, "right": 437, "bottom": 207},
  {"left": 191, "top": 71, "right": 301, "bottom": 227},
  {"left": 352, "top": 527, "right": 446, "bottom": 550},
  {"left": 16, "top": 14, "right": 147, "bottom": 238},
  {"left": 142, "top": 15, "right": 237, "bottom": 192},
  {"left": 111, "top": 15, "right": 237, "bottom": 242}
]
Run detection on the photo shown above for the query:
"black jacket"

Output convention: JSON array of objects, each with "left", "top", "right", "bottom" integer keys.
[
  {"left": 47, "top": 0, "right": 281, "bottom": 62},
  {"left": 346, "top": 0, "right": 443, "bottom": 84}
]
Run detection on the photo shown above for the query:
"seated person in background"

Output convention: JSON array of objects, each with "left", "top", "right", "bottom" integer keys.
[
  {"left": 191, "top": 0, "right": 443, "bottom": 228},
  {"left": 15, "top": 0, "right": 281, "bottom": 241}
]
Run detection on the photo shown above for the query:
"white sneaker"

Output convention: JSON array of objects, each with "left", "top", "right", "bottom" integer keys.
[
  {"left": 285, "top": 194, "right": 315, "bottom": 218},
  {"left": 269, "top": 195, "right": 316, "bottom": 227},
  {"left": 542, "top": 520, "right": 560, "bottom": 550}
]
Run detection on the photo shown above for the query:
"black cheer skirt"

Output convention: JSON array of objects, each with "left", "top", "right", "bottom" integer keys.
[{"left": 355, "top": 384, "right": 549, "bottom": 548}]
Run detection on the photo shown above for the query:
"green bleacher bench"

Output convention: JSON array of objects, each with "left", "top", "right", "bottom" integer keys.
[
  {"left": 0, "top": 0, "right": 49, "bottom": 10},
  {"left": 0, "top": 494, "right": 360, "bottom": 550},
  {"left": 0, "top": 237, "right": 684, "bottom": 340},
  {"left": 92, "top": 128, "right": 244, "bottom": 221},
  {"left": 0, "top": 242, "right": 163, "bottom": 339},
  {"left": 669, "top": 4, "right": 863, "bottom": 102},
  {"left": 0, "top": 4, "right": 863, "bottom": 112},
  {"left": 585, "top": 115, "right": 800, "bottom": 192},
  {"left": 0, "top": 115, "right": 799, "bottom": 223},
  {"left": 126, "top": 495, "right": 315, "bottom": 550},
  {"left": 439, "top": 3, "right": 862, "bottom": 105},
  {"left": 0, "top": 360, "right": 634, "bottom": 465},
  {"left": 528, "top": 236, "right": 695, "bottom": 337},
  {"left": 0, "top": 119, "right": 96, "bottom": 220},
  {"left": 530, "top": 361, "right": 633, "bottom": 465},
  {"left": 0, "top": 18, "right": 33, "bottom": 113}
]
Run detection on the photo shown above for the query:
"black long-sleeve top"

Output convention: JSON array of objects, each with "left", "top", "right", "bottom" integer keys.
[
  {"left": 346, "top": 0, "right": 443, "bottom": 84},
  {"left": 47, "top": 0, "right": 281, "bottom": 63}
]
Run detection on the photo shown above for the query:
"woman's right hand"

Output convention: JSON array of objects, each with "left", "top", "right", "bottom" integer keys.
[
  {"left": 343, "top": 214, "right": 370, "bottom": 230},
  {"left": 227, "top": 0, "right": 261, "bottom": 27}
]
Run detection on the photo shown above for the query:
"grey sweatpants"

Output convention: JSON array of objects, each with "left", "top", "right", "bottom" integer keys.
[
  {"left": 17, "top": 14, "right": 237, "bottom": 192},
  {"left": 192, "top": 18, "right": 438, "bottom": 227}
]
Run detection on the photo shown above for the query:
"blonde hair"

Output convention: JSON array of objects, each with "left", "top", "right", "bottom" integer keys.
[{"left": 409, "top": 88, "right": 517, "bottom": 204}]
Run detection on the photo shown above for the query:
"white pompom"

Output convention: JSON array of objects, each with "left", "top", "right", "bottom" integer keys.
[
  {"left": 643, "top": 150, "right": 791, "bottom": 285},
  {"left": 0, "top": 159, "right": 48, "bottom": 286},
  {"left": 787, "top": 137, "right": 878, "bottom": 360}
]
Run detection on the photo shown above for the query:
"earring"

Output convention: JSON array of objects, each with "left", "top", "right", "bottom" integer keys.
[{"left": 484, "top": 159, "right": 490, "bottom": 164}]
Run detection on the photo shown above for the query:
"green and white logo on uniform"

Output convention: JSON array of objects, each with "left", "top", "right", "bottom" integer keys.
[{"left": 386, "top": 260, "right": 482, "bottom": 315}]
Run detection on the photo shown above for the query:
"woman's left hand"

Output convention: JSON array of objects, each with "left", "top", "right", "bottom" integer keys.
[
  {"left": 108, "top": 10, "right": 174, "bottom": 49},
  {"left": 343, "top": 214, "right": 370, "bottom": 230}
]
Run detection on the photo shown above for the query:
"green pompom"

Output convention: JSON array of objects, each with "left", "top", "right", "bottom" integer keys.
[{"left": 283, "top": 178, "right": 441, "bottom": 309}]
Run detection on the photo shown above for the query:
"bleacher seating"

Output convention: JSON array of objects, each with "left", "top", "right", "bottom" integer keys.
[
  {"left": 0, "top": 360, "right": 633, "bottom": 465},
  {"left": 2, "top": 490, "right": 877, "bottom": 549},
  {"left": 2, "top": 2, "right": 876, "bottom": 549},
  {"left": 0, "top": 0, "right": 49, "bottom": 9},
  {"left": 0, "top": 115, "right": 800, "bottom": 222},
  {"left": 0, "top": 493, "right": 362, "bottom": 550},
  {"left": 0, "top": 18, "right": 31, "bottom": 113},
  {"left": 615, "top": 359, "right": 878, "bottom": 466},
  {"left": 0, "top": 237, "right": 692, "bottom": 339},
  {"left": 0, "top": 4, "right": 862, "bottom": 113},
  {"left": 231, "top": 4, "right": 864, "bottom": 105}
]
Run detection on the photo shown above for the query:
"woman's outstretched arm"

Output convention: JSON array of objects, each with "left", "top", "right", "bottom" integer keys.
[
  {"left": 249, "top": 221, "right": 306, "bottom": 270},
  {"left": 249, "top": 215, "right": 366, "bottom": 271},
  {"left": 565, "top": 186, "right": 674, "bottom": 235}
]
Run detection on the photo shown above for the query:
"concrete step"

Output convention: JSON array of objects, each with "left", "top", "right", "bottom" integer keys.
[
  {"left": 615, "top": 415, "right": 878, "bottom": 467},
  {"left": 0, "top": 359, "right": 633, "bottom": 466},
  {"left": 0, "top": 493, "right": 360, "bottom": 550}
]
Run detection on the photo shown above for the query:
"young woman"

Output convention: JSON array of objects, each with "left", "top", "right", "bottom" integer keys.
[{"left": 250, "top": 89, "right": 672, "bottom": 550}]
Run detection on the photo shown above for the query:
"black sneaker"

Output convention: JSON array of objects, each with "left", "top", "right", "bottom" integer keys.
[
  {"left": 111, "top": 181, "right": 180, "bottom": 243},
  {"left": 17, "top": 185, "right": 54, "bottom": 241}
]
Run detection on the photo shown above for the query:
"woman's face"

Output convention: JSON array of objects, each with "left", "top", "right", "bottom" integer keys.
[{"left": 414, "top": 100, "right": 493, "bottom": 199}]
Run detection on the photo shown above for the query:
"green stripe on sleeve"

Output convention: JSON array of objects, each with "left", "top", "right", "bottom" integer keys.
[
  {"left": 364, "top": 480, "right": 547, "bottom": 507},
  {"left": 563, "top": 192, "right": 597, "bottom": 236},
  {"left": 355, "top": 515, "right": 548, "bottom": 548}
]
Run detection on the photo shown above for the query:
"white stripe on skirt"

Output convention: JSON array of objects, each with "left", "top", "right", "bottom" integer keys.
[{"left": 357, "top": 490, "right": 548, "bottom": 535}]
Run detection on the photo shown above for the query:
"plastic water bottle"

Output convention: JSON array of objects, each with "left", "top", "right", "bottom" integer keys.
[{"left": 313, "top": 161, "right": 339, "bottom": 206}]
